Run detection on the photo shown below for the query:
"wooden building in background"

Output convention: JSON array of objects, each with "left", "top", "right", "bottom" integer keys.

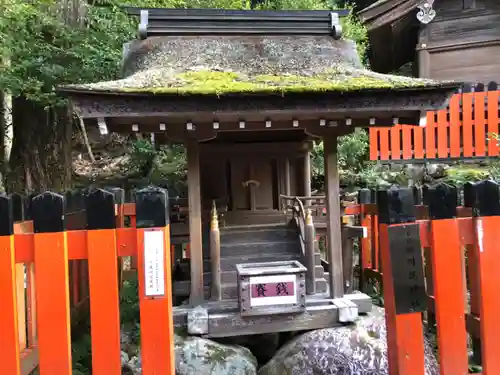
[{"left": 359, "top": 0, "right": 500, "bottom": 83}]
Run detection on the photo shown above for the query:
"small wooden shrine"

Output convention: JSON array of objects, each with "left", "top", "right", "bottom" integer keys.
[{"left": 58, "top": 7, "right": 458, "bottom": 337}]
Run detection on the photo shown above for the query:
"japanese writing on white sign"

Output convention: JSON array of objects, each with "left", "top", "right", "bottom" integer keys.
[{"left": 143, "top": 230, "right": 165, "bottom": 297}]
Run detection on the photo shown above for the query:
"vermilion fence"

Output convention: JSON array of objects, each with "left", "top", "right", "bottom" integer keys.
[
  {"left": 0, "top": 188, "right": 174, "bottom": 375},
  {"left": 369, "top": 83, "right": 500, "bottom": 161},
  {"left": 346, "top": 181, "right": 500, "bottom": 374}
]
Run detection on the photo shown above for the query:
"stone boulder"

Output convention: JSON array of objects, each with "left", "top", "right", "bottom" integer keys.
[
  {"left": 175, "top": 334, "right": 258, "bottom": 375},
  {"left": 121, "top": 332, "right": 258, "bottom": 375},
  {"left": 259, "top": 307, "right": 439, "bottom": 375}
]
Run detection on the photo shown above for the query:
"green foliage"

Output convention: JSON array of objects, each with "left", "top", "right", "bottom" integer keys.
[
  {"left": 341, "top": 7, "right": 369, "bottom": 65},
  {"left": 443, "top": 166, "right": 490, "bottom": 186},
  {"left": 0, "top": 0, "right": 135, "bottom": 105},
  {"left": 120, "top": 278, "right": 141, "bottom": 343},
  {"left": 312, "top": 129, "right": 381, "bottom": 189},
  {"left": 128, "top": 139, "right": 186, "bottom": 194},
  {"left": 72, "top": 333, "right": 92, "bottom": 375}
]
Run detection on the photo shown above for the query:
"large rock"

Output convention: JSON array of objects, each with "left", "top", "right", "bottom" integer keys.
[
  {"left": 175, "top": 334, "right": 258, "bottom": 375},
  {"left": 259, "top": 307, "right": 438, "bottom": 375},
  {"left": 122, "top": 332, "right": 258, "bottom": 375}
]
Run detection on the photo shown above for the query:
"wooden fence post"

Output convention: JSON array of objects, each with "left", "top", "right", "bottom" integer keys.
[
  {"left": 464, "top": 181, "right": 482, "bottom": 365},
  {"left": 32, "top": 192, "right": 72, "bottom": 375},
  {"left": 305, "top": 209, "right": 316, "bottom": 295},
  {"left": 0, "top": 194, "right": 21, "bottom": 375},
  {"left": 427, "top": 183, "right": 468, "bottom": 374},
  {"left": 135, "top": 187, "right": 175, "bottom": 374},
  {"left": 470, "top": 180, "right": 500, "bottom": 373},
  {"left": 377, "top": 187, "right": 427, "bottom": 375},
  {"left": 106, "top": 187, "right": 126, "bottom": 296},
  {"left": 358, "top": 188, "right": 371, "bottom": 292},
  {"left": 85, "top": 188, "right": 122, "bottom": 375}
]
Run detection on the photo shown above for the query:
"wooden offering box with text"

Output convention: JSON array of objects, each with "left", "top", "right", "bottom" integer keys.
[{"left": 236, "top": 260, "right": 307, "bottom": 317}]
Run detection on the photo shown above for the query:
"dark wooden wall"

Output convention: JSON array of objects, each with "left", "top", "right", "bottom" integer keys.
[
  {"left": 418, "top": 0, "right": 500, "bottom": 83},
  {"left": 199, "top": 142, "right": 305, "bottom": 212}
]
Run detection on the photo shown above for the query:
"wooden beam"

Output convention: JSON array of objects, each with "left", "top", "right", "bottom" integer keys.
[
  {"left": 187, "top": 139, "right": 204, "bottom": 306},
  {"left": 364, "top": 0, "right": 421, "bottom": 30},
  {"left": 358, "top": 0, "right": 409, "bottom": 24},
  {"left": 70, "top": 87, "right": 456, "bottom": 121},
  {"left": 324, "top": 136, "right": 344, "bottom": 298}
]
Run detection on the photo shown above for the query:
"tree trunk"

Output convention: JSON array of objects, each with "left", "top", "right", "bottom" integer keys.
[
  {"left": 6, "top": 97, "right": 72, "bottom": 193},
  {"left": 4, "top": 0, "right": 88, "bottom": 193}
]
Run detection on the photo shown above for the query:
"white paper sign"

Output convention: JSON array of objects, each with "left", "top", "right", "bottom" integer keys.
[{"left": 143, "top": 230, "right": 165, "bottom": 297}]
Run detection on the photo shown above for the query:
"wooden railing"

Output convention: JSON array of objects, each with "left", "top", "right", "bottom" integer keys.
[
  {"left": 0, "top": 188, "right": 175, "bottom": 375},
  {"left": 280, "top": 194, "right": 318, "bottom": 294},
  {"left": 345, "top": 182, "right": 500, "bottom": 373},
  {"left": 369, "top": 84, "right": 500, "bottom": 162}
]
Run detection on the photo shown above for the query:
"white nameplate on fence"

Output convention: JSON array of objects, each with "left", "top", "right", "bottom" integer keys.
[{"left": 143, "top": 230, "right": 165, "bottom": 297}]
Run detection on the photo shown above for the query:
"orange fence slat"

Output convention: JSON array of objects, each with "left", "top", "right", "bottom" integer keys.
[
  {"left": 368, "top": 89, "right": 500, "bottom": 161},
  {"left": 360, "top": 206, "right": 372, "bottom": 269},
  {"left": 137, "top": 226, "right": 175, "bottom": 375},
  {"left": 25, "top": 263, "right": 37, "bottom": 346},
  {"left": 369, "top": 128, "right": 379, "bottom": 161},
  {"left": 34, "top": 232, "right": 72, "bottom": 375},
  {"left": 429, "top": 219, "right": 468, "bottom": 374},
  {"left": 413, "top": 125, "right": 424, "bottom": 159},
  {"left": 379, "top": 223, "right": 425, "bottom": 375},
  {"left": 487, "top": 90, "right": 499, "bottom": 156},
  {"left": 390, "top": 125, "right": 401, "bottom": 160},
  {"left": 0, "top": 235, "right": 21, "bottom": 375},
  {"left": 379, "top": 128, "right": 390, "bottom": 160},
  {"left": 16, "top": 263, "right": 27, "bottom": 349},
  {"left": 15, "top": 227, "right": 137, "bottom": 263},
  {"left": 449, "top": 94, "right": 461, "bottom": 158},
  {"left": 475, "top": 215, "right": 500, "bottom": 373},
  {"left": 402, "top": 125, "right": 412, "bottom": 159},
  {"left": 436, "top": 110, "right": 449, "bottom": 158},
  {"left": 474, "top": 91, "right": 487, "bottom": 157},
  {"left": 462, "top": 92, "right": 474, "bottom": 157},
  {"left": 425, "top": 112, "right": 436, "bottom": 159},
  {"left": 87, "top": 229, "right": 121, "bottom": 375}
]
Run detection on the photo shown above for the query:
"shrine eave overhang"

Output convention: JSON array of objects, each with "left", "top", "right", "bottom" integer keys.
[{"left": 59, "top": 83, "right": 459, "bottom": 136}]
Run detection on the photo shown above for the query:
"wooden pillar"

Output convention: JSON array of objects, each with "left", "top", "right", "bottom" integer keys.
[
  {"left": 187, "top": 139, "right": 204, "bottom": 306},
  {"left": 323, "top": 136, "right": 344, "bottom": 298},
  {"left": 248, "top": 164, "right": 257, "bottom": 211},
  {"left": 303, "top": 151, "right": 312, "bottom": 198},
  {"left": 284, "top": 158, "right": 291, "bottom": 196}
]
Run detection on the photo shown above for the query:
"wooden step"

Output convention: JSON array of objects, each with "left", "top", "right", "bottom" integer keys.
[
  {"left": 174, "top": 252, "right": 323, "bottom": 277},
  {"left": 220, "top": 226, "right": 297, "bottom": 244},
  {"left": 220, "top": 240, "right": 300, "bottom": 257}
]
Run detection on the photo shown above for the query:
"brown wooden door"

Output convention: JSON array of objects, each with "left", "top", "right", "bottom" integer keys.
[{"left": 230, "top": 158, "right": 274, "bottom": 210}]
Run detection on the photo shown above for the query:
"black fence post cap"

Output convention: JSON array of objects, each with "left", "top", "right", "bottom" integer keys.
[
  {"left": 471, "top": 180, "right": 500, "bottom": 217},
  {"left": 358, "top": 189, "right": 371, "bottom": 205},
  {"left": 85, "top": 188, "right": 116, "bottom": 230},
  {"left": 135, "top": 186, "right": 170, "bottom": 228},
  {"left": 0, "top": 195, "right": 14, "bottom": 236},
  {"left": 32, "top": 192, "right": 66, "bottom": 233},
  {"left": 377, "top": 186, "right": 416, "bottom": 225},
  {"left": 427, "top": 183, "right": 457, "bottom": 220}
]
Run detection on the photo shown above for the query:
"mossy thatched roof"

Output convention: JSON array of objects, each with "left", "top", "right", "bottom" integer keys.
[{"left": 62, "top": 35, "right": 453, "bottom": 96}]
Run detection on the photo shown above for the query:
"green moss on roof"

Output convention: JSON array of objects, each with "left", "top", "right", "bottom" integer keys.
[
  {"left": 68, "top": 68, "right": 440, "bottom": 96},
  {"left": 61, "top": 36, "right": 452, "bottom": 96}
]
